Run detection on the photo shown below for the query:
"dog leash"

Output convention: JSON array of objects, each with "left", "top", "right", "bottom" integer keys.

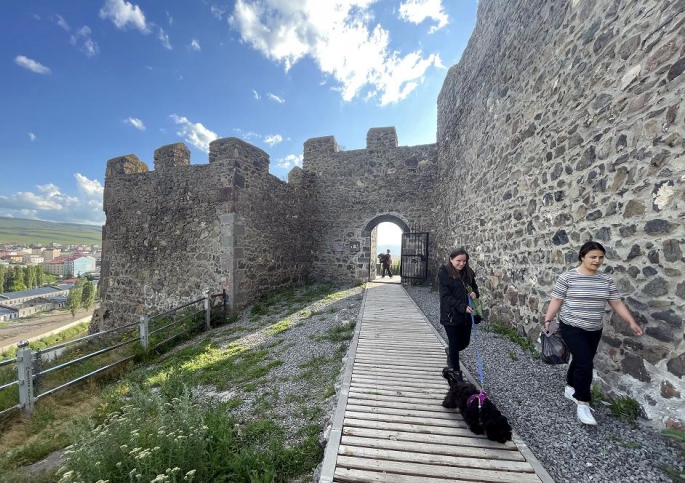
[{"left": 468, "top": 295, "right": 487, "bottom": 395}]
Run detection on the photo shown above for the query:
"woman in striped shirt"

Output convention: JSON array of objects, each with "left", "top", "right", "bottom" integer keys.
[{"left": 544, "top": 241, "right": 643, "bottom": 425}]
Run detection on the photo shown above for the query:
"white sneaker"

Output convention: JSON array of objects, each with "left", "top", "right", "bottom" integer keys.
[
  {"left": 577, "top": 404, "right": 597, "bottom": 425},
  {"left": 564, "top": 385, "right": 578, "bottom": 404}
]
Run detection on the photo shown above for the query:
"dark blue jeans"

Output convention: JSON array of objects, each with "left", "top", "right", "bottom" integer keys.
[
  {"left": 382, "top": 266, "right": 393, "bottom": 277},
  {"left": 560, "top": 322, "right": 602, "bottom": 402}
]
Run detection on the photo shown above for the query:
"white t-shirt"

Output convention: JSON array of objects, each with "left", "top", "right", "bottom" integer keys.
[{"left": 551, "top": 268, "right": 621, "bottom": 331}]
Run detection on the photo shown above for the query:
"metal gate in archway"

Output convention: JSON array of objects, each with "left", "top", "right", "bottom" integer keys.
[{"left": 400, "top": 231, "right": 429, "bottom": 282}]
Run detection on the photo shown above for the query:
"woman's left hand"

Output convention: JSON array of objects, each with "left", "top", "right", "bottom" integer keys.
[
  {"left": 469, "top": 292, "right": 477, "bottom": 299},
  {"left": 629, "top": 322, "right": 644, "bottom": 337}
]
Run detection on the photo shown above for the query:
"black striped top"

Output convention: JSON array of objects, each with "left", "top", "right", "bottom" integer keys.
[{"left": 551, "top": 268, "right": 621, "bottom": 331}]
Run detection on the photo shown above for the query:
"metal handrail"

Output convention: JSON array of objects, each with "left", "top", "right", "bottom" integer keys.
[
  {"left": 153, "top": 321, "right": 204, "bottom": 350},
  {"left": 0, "top": 380, "right": 18, "bottom": 392},
  {"left": 0, "top": 404, "right": 21, "bottom": 417},
  {"left": 0, "top": 358, "right": 16, "bottom": 369},
  {"left": 36, "top": 355, "right": 136, "bottom": 400},
  {"left": 149, "top": 297, "right": 204, "bottom": 321},
  {"left": 38, "top": 318, "right": 140, "bottom": 355},
  {"left": 37, "top": 337, "right": 139, "bottom": 377},
  {"left": 149, "top": 310, "right": 202, "bottom": 336}
]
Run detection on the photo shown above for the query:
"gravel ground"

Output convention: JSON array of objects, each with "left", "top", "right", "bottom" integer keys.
[
  {"left": 197, "top": 284, "right": 364, "bottom": 442},
  {"left": 405, "top": 284, "right": 684, "bottom": 483}
]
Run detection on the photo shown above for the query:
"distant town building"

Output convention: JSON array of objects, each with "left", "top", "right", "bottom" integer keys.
[
  {"left": 42, "top": 248, "right": 61, "bottom": 261},
  {"left": 0, "top": 283, "right": 74, "bottom": 321},
  {"left": 22, "top": 254, "right": 44, "bottom": 265},
  {"left": 43, "top": 255, "right": 96, "bottom": 277}
]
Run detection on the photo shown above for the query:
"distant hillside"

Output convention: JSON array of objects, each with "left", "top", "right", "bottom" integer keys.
[{"left": 0, "top": 217, "right": 102, "bottom": 245}]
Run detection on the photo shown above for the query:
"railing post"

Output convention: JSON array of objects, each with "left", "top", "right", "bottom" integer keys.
[
  {"left": 139, "top": 315, "right": 149, "bottom": 351},
  {"left": 16, "top": 341, "right": 34, "bottom": 414},
  {"left": 204, "top": 290, "right": 211, "bottom": 330}
]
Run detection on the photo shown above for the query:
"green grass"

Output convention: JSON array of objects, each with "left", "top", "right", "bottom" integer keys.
[
  {"left": 0, "top": 217, "right": 102, "bottom": 245},
  {"left": 0, "top": 282, "right": 362, "bottom": 482},
  {"left": 608, "top": 395, "right": 641, "bottom": 423},
  {"left": 482, "top": 321, "right": 540, "bottom": 358}
]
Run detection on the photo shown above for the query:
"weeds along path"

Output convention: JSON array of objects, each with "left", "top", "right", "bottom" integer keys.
[{"left": 0, "top": 283, "right": 364, "bottom": 483}]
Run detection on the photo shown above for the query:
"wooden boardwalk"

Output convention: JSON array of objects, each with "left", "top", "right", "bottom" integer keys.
[{"left": 319, "top": 282, "right": 552, "bottom": 483}]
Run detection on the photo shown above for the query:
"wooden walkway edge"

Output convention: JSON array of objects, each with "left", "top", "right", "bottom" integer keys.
[{"left": 319, "top": 282, "right": 555, "bottom": 483}]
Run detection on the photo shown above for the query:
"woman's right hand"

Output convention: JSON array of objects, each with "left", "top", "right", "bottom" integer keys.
[
  {"left": 543, "top": 320, "right": 551, "bottom": 332},
  {"left": 466, "top": 306, "right": 473, "bottom": 314}
]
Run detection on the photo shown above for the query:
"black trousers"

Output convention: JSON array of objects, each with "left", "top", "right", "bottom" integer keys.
[
  {"left": 382, "top": 265, "right": 393, "bottom": 277},
  {"left": 444, "top": 324, "right": 472, "bottom": 370},
  {"left": 560, "top": 322, "right": 602, "bottom": 402}
]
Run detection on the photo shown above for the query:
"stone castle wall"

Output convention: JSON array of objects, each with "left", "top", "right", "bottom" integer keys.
[
  {"left": 435, "top": 0, "right": 684, "bottom": 427},
  {"left": 98, "top": 139, "right": 311, "bottom": 328},
  {"left": 303, "top": 128, "right": 438, "bottom": 282}
]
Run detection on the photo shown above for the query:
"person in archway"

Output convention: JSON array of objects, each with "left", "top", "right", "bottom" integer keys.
[
  {"left": 439, "top": 248, "right": 480, "bottom": 382},
  {"left": 544, "top": 241, "right": 643, "bottom": 426},
  {"left": 381, "top": 249, "right": 393, "bottom": 278}
]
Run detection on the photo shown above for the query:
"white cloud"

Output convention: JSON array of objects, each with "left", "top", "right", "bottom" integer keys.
[
  {"left": 230, "top": 0, "right": 442, "bottom": 105},
  {"left": 70, "top": 26, "right": 100, "bottom": 57},
  {"left": 190, "top": 38, "right": 201, "bottom": 51},
  {"left": 166, "top": 11, "right": 173, "bottom": 25},
  {"left": 252, "top": 89, "right": 260, "bottom": 99},
  {"left": 0, "top": 175, "right": 105, "bottom": 225},
  {"left": 55, "top": 14, "right": 70, "bottom": 31},
  {"left": 170, "top": 114, "right": 219, "bottom": 153},
  {"left": 14, "top": 55, "right": 51, "bottom": 75},
  {"left": 263, "top": 134, "right": 283, "bottom": 146},
  {"left": 275, "top": 154, "right": 303, "bottom": 169},
  {"left": 266, "top": 92, "right": 285, "bottom": 103},
  {"left": 99, "top": 0, "right": 149, "bottom": 33},
  {"left": 233, "top": 128, "right": 260, "bottom": 141},
  {"left": 398, "top": 0, "right": 448, "bottom": 33},
  {"left": 28, "top": 133, "right": 37, "bottom": 141},
  {"left": 211, "top": 5, "right": 227, "bottom": 19},
  {"left": 157, "top": 27, "right": 172, "bottom": 49},
  {"left": 124, "top": 117, "right": 146, "bottom": 131}
]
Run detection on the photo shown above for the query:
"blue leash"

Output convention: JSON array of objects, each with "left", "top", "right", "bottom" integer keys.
[{"left": 468, "top": 296, "right": 485, "bottom": 388}]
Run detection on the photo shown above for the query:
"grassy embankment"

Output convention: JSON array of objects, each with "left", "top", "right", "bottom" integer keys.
[
  {"left": 0, "top": 217, "right": 102, "bottom": 246},
  {"left": 0, "top": 283, "right": 361, "bottom": 483}
]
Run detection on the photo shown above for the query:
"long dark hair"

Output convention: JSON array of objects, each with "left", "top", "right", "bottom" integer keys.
[
  {"left": 446, "top": 248, "right": 475, "bottom": 284},
  {"left": 578, "top": 241, "right": 606, "bottom": 261}
]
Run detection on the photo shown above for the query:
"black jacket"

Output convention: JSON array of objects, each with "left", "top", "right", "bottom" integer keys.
[{"left": 438, "top": 265, "right": 480, "bottom": 326}]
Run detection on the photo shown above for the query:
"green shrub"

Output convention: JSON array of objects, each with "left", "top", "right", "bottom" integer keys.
[
  {"left": 57, "top": 386, "right": 322, "bottom": 483},
  {"left": 608, "top": 395, "right": 640, "bottom": 423}
]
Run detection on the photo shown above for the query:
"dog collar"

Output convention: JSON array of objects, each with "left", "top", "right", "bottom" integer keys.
[{"left": 466, "top": 391, "right": 488, "bottom": 408}]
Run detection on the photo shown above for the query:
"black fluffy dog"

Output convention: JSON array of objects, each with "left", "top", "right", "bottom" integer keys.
[{"left": 441, "top": 367, "right": 512, "bottom": 443}]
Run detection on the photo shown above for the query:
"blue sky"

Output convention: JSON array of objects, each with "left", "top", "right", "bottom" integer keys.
[{"left": 0, "top": 0, "right": 476, "bottom": 226}]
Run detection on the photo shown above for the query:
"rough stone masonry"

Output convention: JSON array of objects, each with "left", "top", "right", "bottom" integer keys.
[{"left": 96, "top": 0, "right": 684, "bottom": 428}]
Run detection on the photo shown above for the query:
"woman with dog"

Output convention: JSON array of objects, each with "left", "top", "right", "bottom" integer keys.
[
  {"left": 544, "top": 241, "right": 644, "bottom": 425},
  {"left": 439, "top": 248, "right": 480, "bottom": 382}
]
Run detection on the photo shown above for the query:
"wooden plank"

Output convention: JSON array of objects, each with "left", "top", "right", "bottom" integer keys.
[
  {"left": 350, "top": 382, "right": 445, "bottom": 400},
  {"left": 340, "top": 435, "right": 525, "bottom": 461},
  {"left": 344, "top": 410, "right": 468, "bottom": 429},
  {"left": 344, "top": 417, "right": 482, "bottom": 438},
  {"left": 347, "top": 398, "right": 452, "bottom": 414},
  {"left": 345, "top": 404, "right": 462, "bottom": 421},
  {"left": 338, "top": 445, "right": 534, "bottom": 472},
  {"left": 352, "top": 369, "right": 444, "bottom": 383},
  {"left": 348, "top": 391, "right": 444, "bottom": 406},
  {"left": 351, "top": 375, "right": 447, "bottom": 389},
  {"left": 334, "top": 467, "right": 474, "bottom": 483},
  {"left": 353, "top": 362, "right": 444, "bottom": 375},
  {"left": 335, "top": 456, "right": 542, "bottom": 483},
  {"left": 342, "top": 427, "right": 517, "bottom": 451}
]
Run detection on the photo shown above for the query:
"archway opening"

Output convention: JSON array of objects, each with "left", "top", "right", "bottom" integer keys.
[{"left": 361, "top": 215, "right": 408, "bottom": 282}]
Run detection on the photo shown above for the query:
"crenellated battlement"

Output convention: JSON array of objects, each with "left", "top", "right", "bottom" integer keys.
[
  {"left": 154, "top": 143, "right": 191, "bottom": 171},
  {"left": 366, "top": 127, "right": 398, "bottom": 150},
  {"left": 105, "top": 155, "right": 149, "bottom": 177},
  {"left": 209, "top": 137, "right": 270, "bottom": 172}
]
